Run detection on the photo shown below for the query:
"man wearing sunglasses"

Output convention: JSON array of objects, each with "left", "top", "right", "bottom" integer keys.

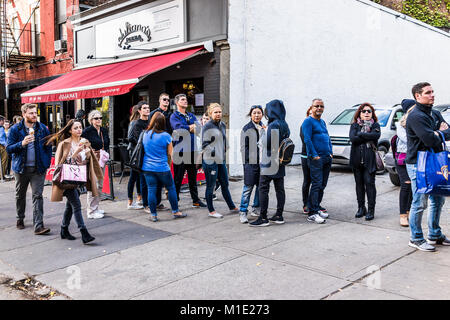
[
  {"left": 150, "top": 93, "right": 173, "bottom": 135},
  {"left": 301, "top": 98, "right": 333, "bottom": 224}
]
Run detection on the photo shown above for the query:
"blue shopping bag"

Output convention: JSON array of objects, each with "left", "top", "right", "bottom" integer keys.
[{"left": 416, "top": 132, "right": 450, "bottom": 196}]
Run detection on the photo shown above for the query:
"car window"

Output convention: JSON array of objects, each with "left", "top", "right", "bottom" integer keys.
[
  {"left": 375, "top": 109, "right": 392, "bottom": 127},
  {"left": 442, "top": 113, "right": 450, "bottom": 124},
  {"left": 330, "top": 109, "right": 355, "bottom": 125},
  {"left": 391, "top": 110, "right": 404, "bottom": 127}
]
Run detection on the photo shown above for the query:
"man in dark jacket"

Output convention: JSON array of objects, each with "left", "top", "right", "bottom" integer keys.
[
  {"left": 250, "top": 99, "right": 290, "bottom": 227},
  {"left": 7, "top": 103, "right": 52, "bottom": 234},
  {"left": 150, "top": 93, "right": 173, "bottom": 135},
  {"left": 170, "top": 94, "right": 206, "bottom": 208},
  {"left": 406, "top": 82, "right": 450, "bottom": 252}
]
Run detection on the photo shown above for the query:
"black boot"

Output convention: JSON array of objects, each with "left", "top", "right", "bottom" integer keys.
[
  {"left": 365, "top": 208, "right": 374, "bottom": 221},
  {"left": 355, "top": 206, "right": 367, "bottom": 218},
  {"left": 80, "top": 228, "right": 95, "bottom": 244},
  {"left": 60, "top": 226, "right": 76, "bottom": 240}
]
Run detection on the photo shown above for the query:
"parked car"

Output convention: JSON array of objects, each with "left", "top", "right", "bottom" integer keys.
[
  {"left": 328, "top": 104, "right": 404, "bottom": 167},
  {"left": 386, "top": 107, "right": 450, "bottom": 186}
]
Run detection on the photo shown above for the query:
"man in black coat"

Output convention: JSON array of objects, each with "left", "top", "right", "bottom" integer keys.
[
  {"left": 406, "top": 82, "right": 450, "bottom": 252},
  {"left": 149, "top": 93, "right": 173, "bottom": 135}
]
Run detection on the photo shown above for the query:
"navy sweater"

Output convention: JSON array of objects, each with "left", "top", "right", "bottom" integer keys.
[{"left": 301, "top": 116, "right": 332, "bottom": 158}]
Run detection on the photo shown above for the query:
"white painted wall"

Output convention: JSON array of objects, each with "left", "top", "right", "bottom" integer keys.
[{"left": 228, "top": 0, "right": 450, "bottom": 176}]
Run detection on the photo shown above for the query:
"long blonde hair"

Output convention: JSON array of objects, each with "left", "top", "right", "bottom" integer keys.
[{"left": 400, "top": 105, "right": 415, "bottom": 128}]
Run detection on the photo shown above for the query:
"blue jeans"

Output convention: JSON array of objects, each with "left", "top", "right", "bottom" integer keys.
[
  {"left": 140, "top": 172, "right": 161, "bottom": 208},
  {"left": 407, "top": 164, "right": 446, "bottom": 242},
  {"left": 62, "top": 189, "right": 86, "bottom": 229},
  {"left": 307, "top": 155, "right": 332, "bottom": 215},
  {"left": 239, "top": 185, "right": 260, "bottom": 213},
  {"left": 203, "top": 161, "right": 236, "bottom": 213},
  {"left": 143, "top": 171, "right": 179, "bottom": 215}
]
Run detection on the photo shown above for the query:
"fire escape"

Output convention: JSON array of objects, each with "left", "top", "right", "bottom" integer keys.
[{"left": 0, "top": 0, "right": 43, "bottom": 81}]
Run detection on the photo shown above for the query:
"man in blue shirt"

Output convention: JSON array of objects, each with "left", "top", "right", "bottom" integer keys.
[
  {"left": 0, "top": 116, "right": 7, "bottom": 178},
  {"left": 301, "top": 98, "right": 333, "bottom": 224},
  {"left": 170, "top": 94, "right": 206, "bottom": 208}
]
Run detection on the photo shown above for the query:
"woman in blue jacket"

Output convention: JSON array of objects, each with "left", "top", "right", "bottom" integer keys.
[{"left": 238, "top": 105, "right": 264, "bottom": 223}]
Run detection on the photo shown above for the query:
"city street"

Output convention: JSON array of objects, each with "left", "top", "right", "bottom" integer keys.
[{"left": 0, "top": 165, "right": 449, "bottom": 300}]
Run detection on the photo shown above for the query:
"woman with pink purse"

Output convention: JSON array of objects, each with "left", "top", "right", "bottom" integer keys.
[
  {"left": 47, "top": 119, "right": 103, "bottom": 244},
  {"left": 82, "top": 110, "right": 110, "bottom": 219}
]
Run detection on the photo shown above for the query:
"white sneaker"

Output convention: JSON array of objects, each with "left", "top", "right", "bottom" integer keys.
[
  {"left": 319, "top": 211, "right": 329, "bottom": 219},
  {"left": 96, "top": 209, "right": 105, "bottom": 214},
  {"left": 136, "top": 200, "right": 143, "bottom": 206},
  {"left": 127, "top": 203, "right": 144, "bottom": 210},
  {"left": 143, "top": 207, "right": 151, "bottom": 214},
  {"left": 239, "top": 212, "right": 248, "bottom": 224},
  {"left": 307, "top": 213, "right": 325, "bottom": 224},
  {"left": 250, "top": 207, "right": 260, "bottom": 217},
  {"left": 208, "top": 212, "right": 223, "bottom": 219},
  {"left": 87, "top": 211, "right": 104, "bottom": 219}
]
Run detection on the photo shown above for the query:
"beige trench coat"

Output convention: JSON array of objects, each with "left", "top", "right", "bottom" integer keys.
[{"left": 50, "top": 138, "right": 104, "bottom": 202}]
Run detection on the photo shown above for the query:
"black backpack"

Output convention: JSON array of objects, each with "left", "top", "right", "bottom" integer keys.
[{"left": 279, "top": 138, "right": 295, "bottom": 165}]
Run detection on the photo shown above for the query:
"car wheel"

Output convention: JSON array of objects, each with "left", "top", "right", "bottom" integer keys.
[
  {"left": 376, "top": 145, "right": 388, "bottom": 175},
  {"left": 389, "top": 172, "right": 401, "bottom": 186}
]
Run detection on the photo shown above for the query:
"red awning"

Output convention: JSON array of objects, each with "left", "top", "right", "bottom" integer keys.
[{"left": 21, "top": 47, "right": 203, "bottom": 103}]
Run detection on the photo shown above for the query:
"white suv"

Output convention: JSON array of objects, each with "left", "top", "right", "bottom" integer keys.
[{"left": 328, "top": 104, "right": 404, "bottom": 166}]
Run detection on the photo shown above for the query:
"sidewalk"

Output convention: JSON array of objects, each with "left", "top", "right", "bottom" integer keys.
[{"left": 0, "top": 165, "right": 448, "bottom": 300}]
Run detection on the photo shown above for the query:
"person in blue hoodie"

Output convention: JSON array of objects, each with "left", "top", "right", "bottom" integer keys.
[
  {"left": 301, "top": 98, "right": 333, "bottom": 224},
  {"left": 249, "top": 100, "right": 290, "bottom": 227}
]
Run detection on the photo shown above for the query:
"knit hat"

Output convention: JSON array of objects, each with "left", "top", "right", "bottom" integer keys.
[{"left": 401, "top": 99, "right": 415, "bottom": 113}]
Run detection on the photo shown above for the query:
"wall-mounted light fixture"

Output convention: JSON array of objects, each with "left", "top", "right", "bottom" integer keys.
[
  {"left": 122, "top": 45, "right": 158, "bottom": 52},
  {"left": 87, "top": 55, "right": 119, "bottom": 60}
]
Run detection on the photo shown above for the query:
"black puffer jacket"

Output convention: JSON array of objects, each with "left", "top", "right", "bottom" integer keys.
[
  {"left": 349, "top": 122, "right": 381, "bottom": 174},
  {"left": 240, "top": 120, "right": 263, "bottom": 186}
]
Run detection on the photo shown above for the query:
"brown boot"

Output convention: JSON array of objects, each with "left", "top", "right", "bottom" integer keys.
[
  {"left": 16, "top": 219, "right": 25, "bottom": 230},
  {"left": 400, "top": 214, "right": 409, "bottom": 227}
]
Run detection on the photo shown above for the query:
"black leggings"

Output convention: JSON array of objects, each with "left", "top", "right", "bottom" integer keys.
[
  {"left": 352, "top": 164, "right": 376, "bottom": 210},
  {"left": 301, "top": 157, "right": 311, "bottom": 209},
  {"left": 396, "top": 164, "right": 412, "bottom": 215}
]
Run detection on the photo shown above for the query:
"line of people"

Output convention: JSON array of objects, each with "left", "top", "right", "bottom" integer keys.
[{"left": 7, "top": 82, "right": 449, "bottom": 251}]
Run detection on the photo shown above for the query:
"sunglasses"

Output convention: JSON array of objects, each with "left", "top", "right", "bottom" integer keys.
[
  {"left": 361, "top": 109, "right": 372, "bottom": 114},
  {"left": 313, "top": 105, "right": 324, "bottom": 108},
  {"left": 162, "top": 98, "right": 170, "bottom": 102},
  {"left": 93, "top": 117, "right": 103, "bottom": 120}
]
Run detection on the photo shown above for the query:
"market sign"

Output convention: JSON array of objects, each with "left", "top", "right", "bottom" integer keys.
[{"left": 118, "top": 22, "right": 152, "bottom": 48}]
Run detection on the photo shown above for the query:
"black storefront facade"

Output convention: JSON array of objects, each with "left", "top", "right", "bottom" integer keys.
[{"left": 21, "top": 0, "right": 229, "bottom": 161}]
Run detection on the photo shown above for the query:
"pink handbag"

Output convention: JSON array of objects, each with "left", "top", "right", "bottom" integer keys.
[
  {"left": 53, "top": 160, "right": 87, "bottom": 190},
  {"left": 99, "top": 149, "right": 110, "bottom": 168}
]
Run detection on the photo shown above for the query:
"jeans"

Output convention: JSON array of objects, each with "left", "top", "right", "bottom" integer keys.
[
  {"left": 301, "top": 157, "right": 311, "bottom": 209},
  {"left": 62, "top": 189, "right": 86, "bottom": 230},
  {"left": 352, "top": 164, "right": 376, "bottom": 210},
  {"left": 87, "top": 166, "right": 105, "bottom": 214},
  {"left": 140, "top": 172, "right": 161, "bottom": 208},
  {"left": 127, "top": 169, "right": 141, "bottom": 200},
  {"left": 407, "top": 164, "right": 446, "bottom": 242},
  {"left": 143, "top": 171, "right": 179, "bottom": 215},
  {"left": 239, "top": 184, "right": 260, "bottom": 213},
  {"left": 203, "top": 161, "right": 236, "bottom": 213},
  {"left": 14, "top": 167, "right": 46, "bottom": 231},
  {"left": 259, "top": 175, "right": 285, "bottom": 219},
  {"left": 173, "top": 152, "right": 200, "bottom": 203},
  {"left": 307, "top": 155, "right": 332, "bottom": 216},
  {"left": 396, "top": 164, "right": 412, "bottom": 215}
]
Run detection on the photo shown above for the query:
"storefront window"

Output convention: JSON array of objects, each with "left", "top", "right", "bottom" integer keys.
[{"left": 166, "top": 78, "right": 204, "bottom": 114}]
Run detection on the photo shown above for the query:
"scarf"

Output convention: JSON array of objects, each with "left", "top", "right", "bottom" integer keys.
[{"left": 357, "top": 118, "right": 374, "bottom": 148}]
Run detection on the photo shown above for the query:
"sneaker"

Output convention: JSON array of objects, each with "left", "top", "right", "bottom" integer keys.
[
  {"left": 127, "top": 203, "right": 144, "bottom": 210},
  {"left": 307, "top": 214, "right": 326, "bottom": 224},
  {"left": 97, "top": 209, "right": 105, "bottom": 215},
  {"left": 409, "top": 239, "right": 436, "bottom": 252},
  {"left": 87, "top": 211, "right": 104, "bottom": 219},
  {"left": 427, "top": 236, "right": 450, "bottom": 246},
  {"left": 250, "top": 207, "right": 260, "bottom": 217},
  {"left": 399, "top": 214, "right": 409, "bottom": 227},
  {"left": 136, "top": 199, "right": 143, "bottom": 206},
  {"left": 34, "top": 227, "right": 51, "bottom": 235},
  {"left": 212, "top": 194, "right": 218, "bottom": 201},
  {"left": 16, "top": 219, "right": 25, "bottom": 230},
  {"left": 143, "top": 207, "right": 151, "bottom": 214},
  {"left": 269, "top": 215, "right": 285, "bottom": 224},
  {"left": 319, "top": 211, "right": 329, "bottom": 219},
  {"left": 208, "top": 212, "right": 223, "bottom": 219},
  {"left": 229, "top": 208, "right": 240, "bottom": 214},
  {"left": 150, "top": 215, "right": 158, "bottom": 222},
  {"left": 173, "top": 212, "right": 187, "bottom": 219},
  {"left": 192, "top": 201, "right": 207, "bottom": 208},
  {"left": 156, "top": 203, "right": 169, "bottom": 211},
  {"left": 249, "top": 217, "right": 270, "bottom": 227},
  {"left": 302, "top": 206, "right": 309, "bottom": 215},
  {"left": 239, "top": 212, "right": 248, "bottom": 224},
  {"left": 319, "top": 206, "right": 328, "bottom": 213}
]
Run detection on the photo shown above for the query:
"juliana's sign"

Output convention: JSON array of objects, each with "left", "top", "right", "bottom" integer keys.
[{"left": 118, "top": 22, "right": 152, "bottom": 48}]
